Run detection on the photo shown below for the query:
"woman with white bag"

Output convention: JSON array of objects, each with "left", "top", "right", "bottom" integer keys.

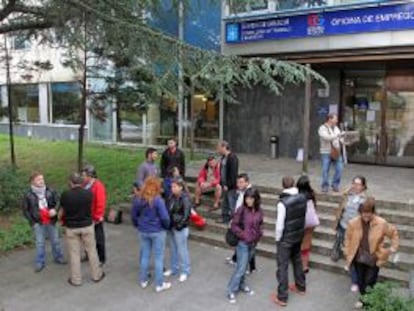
[{"left": 296, "top": 176, "right": 320, "bottom": 273}]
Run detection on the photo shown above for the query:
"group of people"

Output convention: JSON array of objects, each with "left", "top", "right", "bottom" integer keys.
[
  {"left": 22, "top": 133, "right": 401, "bottom": 309},
  {"left": 22, "top": 166, "right": 107, "bottom": 286}
]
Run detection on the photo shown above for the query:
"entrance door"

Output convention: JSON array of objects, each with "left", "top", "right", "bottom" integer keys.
[{"left": 342, "top": 69, "right": 414, "bottom": 167}]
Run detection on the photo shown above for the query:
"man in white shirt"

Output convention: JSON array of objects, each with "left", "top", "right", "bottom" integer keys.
[{"left": 318, "top": 113, "right": 344, "bottom": 193}]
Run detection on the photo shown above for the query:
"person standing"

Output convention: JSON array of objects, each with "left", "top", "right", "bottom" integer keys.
[
  {"left": 227, "top": 188, "right": 263, "bottom": 304},
  {"left": 272, "top": 176, "right": 307, "bottom": 307},
  {"left": 296, "top": 175, "right": 320, "bottom": 274},
  {"left": 136, "top": 148, "right": 159, "bottom": 185},
  {"left": 344, "top": 197, "right": 399, "bottom": 309},
  {"left": 318, "top": 113, "right": 344, "bottom": 193},
  {"left": 216, "top": 140, "right": 239, "bottom": 224},
  {"left": 22, "top": 172, "right": 66, "bottom": 272},
  {"left": 81, "top": 165, "right": 107, "bottom": 266},
  {"left": 194, "top": 154, "right": 221, "bottom": 210},
  {"left": 160, "top": 138, "right": 185, "bottom": 179},
  {"left": 59, "top": 173, "right": 105, "bottom": 286},
  {"left": 131, "top": 177, "right": 171, "bottom": 293},
  {"left": 331, "top": 176, "right": 368, "bottom": 292},
  {"left": 164, "top": 177, "right": 192, "bottom": 282}
]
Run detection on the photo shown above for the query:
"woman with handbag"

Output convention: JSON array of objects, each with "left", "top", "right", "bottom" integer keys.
[
  {"left": 226, "top": 188, "right": 264, "bottom": 304},
  {"left": 296, "top": 176, "right": 320, "bottom": 274},
  {"left": 344, "top": 197, "right": 399, "bottom": 309},
  {"left": 331, "top": 175, "right": 368, "bottom": 292}
]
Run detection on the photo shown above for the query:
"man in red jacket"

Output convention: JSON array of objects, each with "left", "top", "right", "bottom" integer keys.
[
  {"left": 194, "top": 154, "right": 221, "bottom": 211},
  {"left": 82, "top": 165, "right": 107, "bottom": 265}
]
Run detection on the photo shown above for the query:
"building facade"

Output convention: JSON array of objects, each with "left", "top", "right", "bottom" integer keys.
[{"left": 222, "top": 0, "right": 414, "bottom": 167}]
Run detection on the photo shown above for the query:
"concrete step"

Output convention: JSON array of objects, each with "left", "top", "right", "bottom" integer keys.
[
  {"left": 189, "top": 229, "right": 409, "bottom": 287},
  {"left": 200, "top": 219, "right": 414, "bottom": 273},
  {"left": 185, "top": 180, "right": 414, "bottom": 212}
]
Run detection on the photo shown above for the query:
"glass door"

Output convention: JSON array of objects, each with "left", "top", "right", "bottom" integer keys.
[{"left": 342, "top": 70, "right": 386, "bottom": 164}]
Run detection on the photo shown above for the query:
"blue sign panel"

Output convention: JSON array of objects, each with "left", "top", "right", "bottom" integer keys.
[{"left": 226, "top": 3, "right": 414, "bottom": 43}]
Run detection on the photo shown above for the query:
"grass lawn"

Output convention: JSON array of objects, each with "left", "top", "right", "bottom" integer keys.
[{"left": 0, "top": 134, "right": 144, "bottom": 205}]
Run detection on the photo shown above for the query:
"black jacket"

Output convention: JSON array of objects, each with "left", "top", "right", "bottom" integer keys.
[
  {"left": 220, "top": 152, "right": 239, "bottom": 190},
  {"left": 168, "top": 193, "right": 191, "bottom": 231},
  {"left": 279, "top": 192, "right": 307, "bottom": 247},
  {"left": 22, "top": 187, "right": 59, "bottom": 226},
  {"left": 160, "top": 148, "right": 186, "bottom": 178}
]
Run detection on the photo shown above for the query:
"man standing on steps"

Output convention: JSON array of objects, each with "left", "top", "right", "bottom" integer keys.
[
  {"left": 216, "top": 140, "right": 239, "bottom": 224},
  {"left": 160, "top": 138, "right": 186, "bottom": 179},
  {"left": 318, "top": 113, "right": 344, "bottom": 193},
  {"left": 272, "top": 176, "right": 307, "bottom": 307},
  {"left": 81, "top": 165, "right": 107, "bottom": 266}
]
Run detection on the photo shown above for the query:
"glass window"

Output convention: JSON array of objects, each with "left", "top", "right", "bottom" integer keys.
[
  {"left": 13, "top": 34, "right": 30, "bottom": 50},
  {"left": 10, "top": 84, "right": 39, "bottom": 123},
  {"left": 50, "top": 82, "right": 81, "bottom": 124}
]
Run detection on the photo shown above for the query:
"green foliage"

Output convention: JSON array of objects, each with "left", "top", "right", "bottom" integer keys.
[
  {"left": 361, "top": 282, "right": 414, "bottom": 311},
  {"left": 0, "top": 215, "right": 33, "bottom": 252},
  {"left": 0, "top": 167, "right": 25, "bottom": 213}
]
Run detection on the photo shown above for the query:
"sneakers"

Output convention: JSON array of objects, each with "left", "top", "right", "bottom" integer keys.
[
  {"left": 163, "top": 270, "right": 173, "bottom": 277},
  {"left": 354, "top": 301, "right": 363, "bottom": 309},
  {"left": 241, "top": 286, "right": 254, "bottom": 295},
  {"left": 225, "top": 257, "right": 236, "bottom": 265},
  {"left": 34, "top": 264, "right": 45, "bottom": 273},
  {"left": 178, "top": 274, "right": 188, "bottom": 282},
  {"left": 93, "top": 272, "right": 106, "bottom": 283},
  {"left": 350, "top": 284, "right": 359, "bottom": 293},
  {"left": 55, "top": 258, "right": 67, "bottom": 265},
  {"left": 227, "top": 293, "right": 236, "bottom": 304},
  {"left": 271, "top": 293, "right": 287, "bottom": 307},
  {"left": 155, "top": 282, "right": 172, "bottom": 293},
  {"left": 289, "top": 284, "right": 306, "bottom": 296},
  {"left": 140, "top": 281, "right": 149, "bottom": 289}
]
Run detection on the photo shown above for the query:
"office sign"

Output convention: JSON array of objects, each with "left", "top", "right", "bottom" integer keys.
[{"left": 226, "top": 3, "right": 414, "bottom": 43}]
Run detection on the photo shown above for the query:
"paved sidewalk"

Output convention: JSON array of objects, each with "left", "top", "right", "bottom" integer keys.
[
  {"left": 187, "top": 154, "right": 414, "bottom": 204},
  {"left": 0, "top": 224, "right": 361, "bottom": 311}
]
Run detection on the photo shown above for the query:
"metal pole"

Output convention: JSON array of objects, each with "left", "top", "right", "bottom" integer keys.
[
  {"left": 177, "top": 0, "right": 184, "bottom": 148},
  {"left": 302, "top": 64, "right": 311, "bottom": 175},
  {"left": 219, "top": 84, "right": 224, "bottom": 140}
]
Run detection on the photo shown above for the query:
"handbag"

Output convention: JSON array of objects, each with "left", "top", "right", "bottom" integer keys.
[
  {"left": 105, "top": 208, "right": 123, "bottom": 224},
  {"left": 356, "top": 248, "right": 377, "bottom": 267},
  {"left": 330, "top": 145, "right": 340, "bottom": 160},
  {"left": 224, "top": 207, "right": 245, "bottom": 247},
  {"left": 305, "top": 200, "right": 320, "bottom": 228},
  {"left": 190, "top": 208, "right": 206, "bottom": 230}
]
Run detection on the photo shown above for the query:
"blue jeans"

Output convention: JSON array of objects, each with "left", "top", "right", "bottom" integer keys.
[
  {"left": 221, "top": 189, "right": 237, "bottom": 223},
  {"left": 33, "top": 223, "right": 64, "bottom": 267},
  {"left": 321, "top": 153, "right": 343, "bottom": 189},
  {"left": 139, "top": 230, "right": 166, "bottom": 287},
  {"left": 168, "top": 228, "right": 191, "bottom": 276},
  {"left": 227, "top": 241, "right": 255, "bottom": 295}
]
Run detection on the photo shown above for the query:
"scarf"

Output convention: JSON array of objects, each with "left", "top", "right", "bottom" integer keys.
[
  {"left": 31, "top": 185, "right": 50, "bottom": 224},
  {"left": 31, "top": 185, "right": 46, "bottom": 199}
]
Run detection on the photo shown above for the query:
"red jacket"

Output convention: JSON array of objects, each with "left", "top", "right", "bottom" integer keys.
[
  {"left": 197, "top": 164, "right": 220, "bottom": 187},
  {"left": 90, "top": 179, "right": 106, "bottom": 222}
]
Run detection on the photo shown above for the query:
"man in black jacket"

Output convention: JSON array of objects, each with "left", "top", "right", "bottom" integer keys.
[
  {"left": 272, "top": 176, "right": 307, "bottom": 307},
  {"left": 22, "top": 172, "right": 66, "bottom": 272},
  {"left": 216, "top": 140, "right": 239, "bottom": 224},
  {"left": 59, "top": 173, "right": 105, "bottom": 286},
  {"left": 160, "top": 138, "right": 186, "bottom": 178}
]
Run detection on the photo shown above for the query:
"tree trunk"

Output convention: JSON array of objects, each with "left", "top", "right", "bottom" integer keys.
[
  {"left": 78, "top": 16, "right": 88, "bottom": 172},
  {"left": 4, "top": 35, "right": 16, "bottom": 169},
  {"left": 116, "top": 103, "right": 122, "bottom": 142},
  {"left": 189, "top": 78, "right": 195, "bottom": 160}
]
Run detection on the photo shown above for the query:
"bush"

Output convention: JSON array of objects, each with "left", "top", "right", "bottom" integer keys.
[
  {"left": 0, "top": 167, "right": 26, "bottom": 213},
  {"left": 0, "top": 215, "right": 33, "bottom": 252},
  {"left": 362, "top": 282, "right": 414, "bottom": 311}
]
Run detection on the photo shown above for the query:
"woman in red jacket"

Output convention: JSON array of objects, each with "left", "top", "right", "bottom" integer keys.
[{"left": 194, "top": 155, "right": 221, "bottom": 211}]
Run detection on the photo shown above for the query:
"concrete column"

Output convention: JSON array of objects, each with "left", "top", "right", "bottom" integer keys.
[
  {"left": 146, "top": 103, "right": 160, "bottom": 145},
  {"left": 38, "top": 83, "right": 48, "bottom": 124}
]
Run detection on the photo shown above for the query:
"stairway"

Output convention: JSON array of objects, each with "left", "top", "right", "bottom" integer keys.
[{"left": 187, "top": 182, "right": 413, "bottom": 287}]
